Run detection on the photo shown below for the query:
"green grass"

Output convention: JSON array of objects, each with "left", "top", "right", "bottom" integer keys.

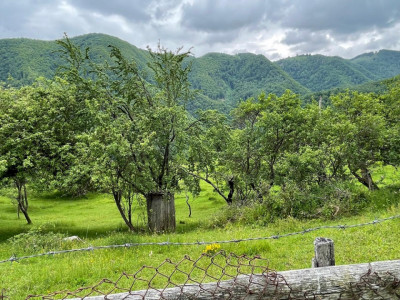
[{"left": 1, "top": 174, "right": 400, "bottom": 299}]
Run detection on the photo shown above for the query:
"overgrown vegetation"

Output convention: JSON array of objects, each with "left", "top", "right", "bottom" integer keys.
[{"left": 1, "top": 36, "right": 400, "bottom": 230}]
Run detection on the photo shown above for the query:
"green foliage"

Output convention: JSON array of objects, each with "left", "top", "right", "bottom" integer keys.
[
  {"left": 2, "top": 34, "right": 400, "bottom": 117},
  {"left": 277, "top": 54, "right": 377, "bottom": 92},
  {"left": 8, "top": 223, "right": 65, "bottom": 255},
  {"left": 351, "top": 49, "right": 400, "bottom": 79},
  {"left": 190, "top": 52, "right": 309, "bottom": 107}
]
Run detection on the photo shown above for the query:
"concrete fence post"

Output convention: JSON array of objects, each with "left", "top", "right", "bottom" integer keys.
[{"left": 312, "top": 237, "right": 335, "bottom": 268}]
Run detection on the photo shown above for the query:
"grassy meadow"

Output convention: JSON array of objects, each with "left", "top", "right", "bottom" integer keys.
[{"left": 0, "top": 170, "right": 400, "bottom": 299}]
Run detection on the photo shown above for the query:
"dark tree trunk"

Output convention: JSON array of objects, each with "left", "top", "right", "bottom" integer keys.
[
  {"left": 146, "top": 192, "right": 175, "bottom": 233},
  {"left": 185, "top": 193, "right": 191, "bottom": 218},
  {"left": 15, "top": 180, "right": 32, "bottom": 224},
  {"left": 226, "top": 178, "right": 234, "bottom": 205},
  {"left": 269, "top": 161, "right": 275, "bottom": 188},
  {"left": 183, "top": 170, "right": 232, "bottom": 205},
  {"left": 113, "top": 190, "right": 135, "bottom": 232},
  {"left": 349, "top": 166, "right": 379, "bottom": 191}
]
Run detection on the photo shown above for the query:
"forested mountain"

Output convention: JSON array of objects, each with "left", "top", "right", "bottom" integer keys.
[
  {"left": 0, "top": 34, "right": 233, "bottom": 113},
  {"left": 302, "top": 74, "right": 400, "bottom": 107},
  {"left": 276, "top": 54, "right": 378, "bottom": 92},
  {"left": 1, "top": 33, "right": 400, "bottom": 111},
  {"left": 189, "top": 52, "right": 309, "bottom": 107},
  {"left": 0, "top": 33, "right": 151, "bottom": 86},
  {"left": 351, "top": 50, "right": 400, "bottom": 79}
]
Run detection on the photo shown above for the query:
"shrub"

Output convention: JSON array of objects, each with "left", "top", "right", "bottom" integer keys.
[{"left": 8, "top": 223, "right": 65, "bottom": 254}]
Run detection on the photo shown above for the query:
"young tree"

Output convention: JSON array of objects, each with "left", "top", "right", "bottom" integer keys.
[
  {"left": 183, "top": 109, "right": 234, "bottom": 204},
  {"left": 0, "top": 77, "right": 94, "bottom": 224},
  {"left": 381, "top": 80, "right": 400, "bottom": 168},
  {"left": 0, "top": 84, "right": 45, "bottom": 224},
  {"left": 58, "top": 37, "right": 195, "bottom": 232},
  {"left": 330, "top": 91, "right": 385, "bottom": 190}
]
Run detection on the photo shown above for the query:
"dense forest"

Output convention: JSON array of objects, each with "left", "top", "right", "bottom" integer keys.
[
  {"left": 1, "top": 35, "right": 399, "bottom": 232},
  {"left": 2, "top": 34, "right": 400, "bottom": 114}
]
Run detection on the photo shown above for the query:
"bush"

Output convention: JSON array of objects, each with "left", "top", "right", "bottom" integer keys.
[
  {"left": 8, "top": 223, "right": 66, "bottom": 254},
  {"left": 206, "top": 181, "right": 371, "bottom": 228}
]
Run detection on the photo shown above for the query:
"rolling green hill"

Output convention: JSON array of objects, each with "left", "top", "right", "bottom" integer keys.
[
  {"left": 276, "top": 54, "right": 378, "bottom": 92},
  {"left": 302, "top": 74, "right": 400, "bottom": 107},
  {"left": 277, "top": 50, "right": 400, "bottom": 93},
  {"left": 190, "top": 52, "right": 310, "bottom": 107},
  {"left": 0, "top": 33, "right": 152, "bottom": 86},
  {"left": 0, "top": 33, "right": 308, "bottom": 112},
  {"left": 1, "top": 33, "right": 400, "bottom": 112},
  {"left": 351, "top": 49, "right": 400, "bottom": 79}
]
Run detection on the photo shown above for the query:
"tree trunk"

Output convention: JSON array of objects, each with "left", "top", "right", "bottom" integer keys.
[
  {"left": 113, "top": 190, "right": 135, "bottom": 232},
  {"left": 226, "top": 178, "right": 234, "bottom": 205},
  {"left": 15, "top": 180, "right": 32, "bottom": 224},
  {"left": 349, "top": 166, "right": 379, "bottom": 191},
  {"left": 146, "top": 192, "right": 175, "bottom": 233},
  {"left": 185, "top": 193, "right": 191, "bottom": 218}
]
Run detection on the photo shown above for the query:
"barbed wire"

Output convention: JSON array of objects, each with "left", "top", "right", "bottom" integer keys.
[
  {"left": 0, "top": 214, "right": 399, "bottom": 265},
  {"left": 0, "top": 289, "right": 8, "bottom": 300}
]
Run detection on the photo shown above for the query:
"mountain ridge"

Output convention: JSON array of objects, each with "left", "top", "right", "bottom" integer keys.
[{"left": 1, "top": 33, "right": 400, "bottom": 112}]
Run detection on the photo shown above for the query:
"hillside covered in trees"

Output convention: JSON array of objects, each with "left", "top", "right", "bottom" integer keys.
[{"left": 1, "top": 33, "right": 400, "bottom": 113}]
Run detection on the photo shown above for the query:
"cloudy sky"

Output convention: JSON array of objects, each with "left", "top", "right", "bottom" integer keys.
[{"left": 1, "top": 0, "right": 400, "bottom": 60}]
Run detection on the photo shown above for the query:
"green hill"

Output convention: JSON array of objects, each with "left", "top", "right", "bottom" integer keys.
[
  {"left": 1, "top": 33, "right": 400, "bottom": 112},
  {"left": 0, "top": 38, "right": 59, "bottom": 85},
  {"left": 302, "top": 74, "right": 400, "bottom": 107},
  {"left": 0, "top": 33, "right": 152, "bottom": 86},
  {"left": 0, "top": 34, "right": 232, "bottom": 113},
  {"left": 351, "top": 50, "right": 400, "bottom": 79},
  {"left": 276, "top": 54, "right": 378, "bottom": 92},
  {"left": 190, "top": 52, "right": 309, "bottom": 107},
  {"left": 0, "top": 33, "right": 307, "bottom": 112}
]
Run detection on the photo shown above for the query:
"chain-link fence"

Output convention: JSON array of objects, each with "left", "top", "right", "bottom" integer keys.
[
  {"left": 20, "top": 251, "right": 400, "bottom": 300},
  {"left": 1, "top": 215, "right": 400, "bottom": 299},
  {"left": 24, "top": 251, "right": 285, "bottom": 299}
]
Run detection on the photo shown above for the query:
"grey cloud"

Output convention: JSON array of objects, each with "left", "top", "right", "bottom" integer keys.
[
  {"left": 1, "top": 0, "right": 400, "bottom": 60},
  {"left": 66, "top": 0, "right": 151, "bottom": 22},
  {"left": 282, "top": 30, "right": 333, "bottom": 53},
  {"left": 282, "top": 0, "right": 400, "bottom": 34},
  {"left": 201, "top": 31, "right": 240, "bottom": 45},
  {"left": 283, "top": 30, "right": 330, "bottom": 46},
  {"left": 181, "top": 0, "right": 271, "bottom": 32},
  {"left": 152, "top": 0, "right": 183, "bottom": 21},
  {"left": 0, "top": 0, "right": 61, "bottom": 34}
]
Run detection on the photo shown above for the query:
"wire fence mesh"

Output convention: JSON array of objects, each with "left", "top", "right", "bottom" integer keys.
[
  {"left": 24, "top": 251, "right": 286, "bottom": 299},
  {"left": 17, "top": 251, "right": 400, "bottom": 300},
  {"left": 1, "top": 214, "right": 399, "bottom": 265}
]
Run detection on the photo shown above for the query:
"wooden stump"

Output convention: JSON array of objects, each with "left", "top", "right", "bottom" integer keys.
[
  {"left": 146, "top": 192, "right": 176, "bottom": 233},
  {"left": 312, "top": 237, "right": 335, "bottom": 268}
]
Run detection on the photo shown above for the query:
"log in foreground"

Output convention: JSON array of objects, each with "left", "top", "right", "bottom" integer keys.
[{"left": 72, "top": 259, "right": 400, "bottom": 299}]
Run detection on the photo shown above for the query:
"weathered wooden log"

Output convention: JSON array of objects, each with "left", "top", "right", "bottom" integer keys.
[
  {"left": 70, "top": 259, "right": 400, "bottom": 299},
  {"left": 312, "top": 237, "right": 335, "bottom": 268},
  {"left": 146, "top": 192, "right": 176, "bottom": 233}
]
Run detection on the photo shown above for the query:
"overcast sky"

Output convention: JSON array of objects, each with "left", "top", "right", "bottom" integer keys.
[{"left": 1, "top": 0, "right": 400, "bottom": 60}]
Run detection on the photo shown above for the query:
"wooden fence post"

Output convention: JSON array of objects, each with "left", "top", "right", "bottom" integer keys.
[{"left": 312, "top": 237, "right": 335, "bottom": 268}]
